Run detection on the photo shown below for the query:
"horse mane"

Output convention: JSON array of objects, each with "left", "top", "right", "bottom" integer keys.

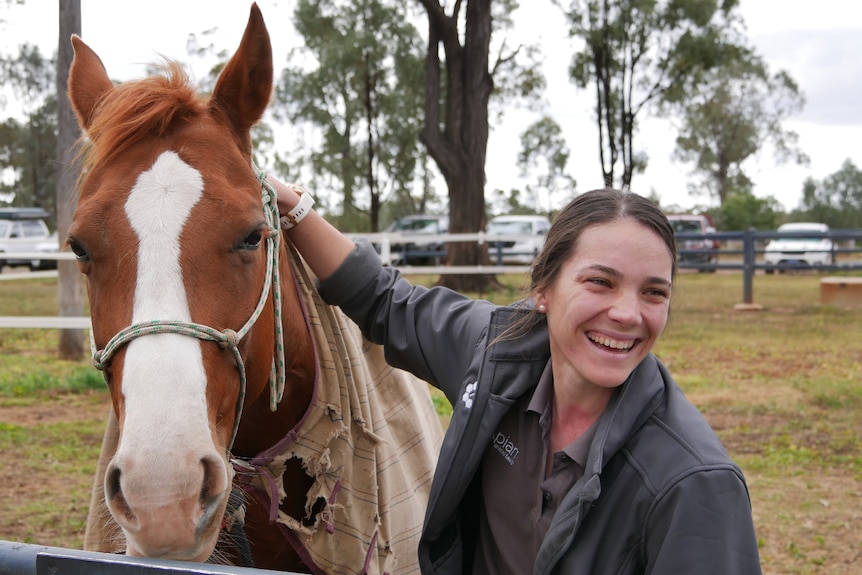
[{"left": 79, "top": 61, "right": 207, "bottom": 173}]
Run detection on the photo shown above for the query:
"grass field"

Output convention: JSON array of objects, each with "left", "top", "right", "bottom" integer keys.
[{"left": 1, "top": 271, "right": 861, "bottom": 573}]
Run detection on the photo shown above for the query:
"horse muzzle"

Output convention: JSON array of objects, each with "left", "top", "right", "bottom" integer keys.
[{"left": 104, "top": 449, "right": 231, "bottom": 561}]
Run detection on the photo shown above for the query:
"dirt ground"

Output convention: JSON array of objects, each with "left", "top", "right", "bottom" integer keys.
[
  {"left": 0, "top": 392, "right": 111, "bottom": 548},
  {"left": 0, "top": 393, "right": 110, "bottom": 427},
  {"left": 708, "top": 411, "right": 862, "bottom": 574},
  {"left": 1, "top": 395, "right": 861, "bottom": 573}
]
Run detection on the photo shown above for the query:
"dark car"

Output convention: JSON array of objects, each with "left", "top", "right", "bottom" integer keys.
[
  {"left": 380, "top": 214, "right": 449, "bottom": 266},
  {"left": 666, "top": 213, "right": 719, "bottom": 271}
]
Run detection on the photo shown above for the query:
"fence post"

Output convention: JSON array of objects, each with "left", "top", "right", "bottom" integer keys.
[
  {"left": 733, "top": 228, "right": 763, "bottom": 311},
  {"left": 743, "top": 228, "right": 755, "bottom": 304},
  {"left": 493, "top": 241, "right": 504, "bottom": 266}
]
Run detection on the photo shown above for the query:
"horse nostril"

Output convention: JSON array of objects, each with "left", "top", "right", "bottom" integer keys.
[
  {"left": 199, "top": 455, "right": 226, "bottom": 508},
  {"left": 105, "top": 463, "right": 136, "bottom": 523},
  {"left": 106, "top": 465, "right": 121, "bottom": 499}
]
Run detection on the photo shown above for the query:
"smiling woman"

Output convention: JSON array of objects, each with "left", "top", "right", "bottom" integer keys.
[{"left": 270, "top": 175, "right": 764, "bottom": 574}]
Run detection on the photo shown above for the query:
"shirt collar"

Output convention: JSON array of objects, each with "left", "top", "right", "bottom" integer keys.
[{"left": 528, "top": 358, "right": 600, "bottom": 468}]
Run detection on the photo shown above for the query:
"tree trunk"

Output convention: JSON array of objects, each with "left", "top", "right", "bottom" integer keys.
[
  {"left": 418, "top": 0, "right": 500, "bottom": 292},
  {"left": 56, "top": 0, "right": 85, "bottom": 360}
]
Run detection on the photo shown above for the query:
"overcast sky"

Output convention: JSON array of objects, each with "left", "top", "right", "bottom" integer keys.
[{"left": 2, "top": 0, "right": 861, "bottom": 213}]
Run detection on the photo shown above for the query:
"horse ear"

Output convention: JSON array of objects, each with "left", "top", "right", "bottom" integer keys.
[
  {"left": 67, "top": 35, "right": 115, "bottom": 132},
  {"left": 210, "top": 3, "right": 273, "bottom": 137}
]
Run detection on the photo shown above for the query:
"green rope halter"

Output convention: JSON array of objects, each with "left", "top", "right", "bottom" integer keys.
[{"left": 90, "top": 164, "right": 287, "bottom": 451}]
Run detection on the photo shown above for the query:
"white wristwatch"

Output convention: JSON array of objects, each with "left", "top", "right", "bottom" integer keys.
[{"left": 279, "top": 184, "right": 315, "bottom": 230}]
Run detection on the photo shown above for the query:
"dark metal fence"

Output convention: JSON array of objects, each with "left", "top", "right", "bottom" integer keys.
[
  {"left": 674, "top": 228, "right": 862, "bottom": 304},
  {"left": 0, "top": 540, "right": 294, "bottom": 575}
]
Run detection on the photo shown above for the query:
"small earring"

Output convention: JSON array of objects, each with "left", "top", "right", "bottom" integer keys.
[{"left": 538, "top": 304, "right": 546, "bottom": 312}]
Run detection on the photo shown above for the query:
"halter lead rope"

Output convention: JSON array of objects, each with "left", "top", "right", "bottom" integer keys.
[{"left": 90, "top": 165, "right": 287, "bottom": 451}]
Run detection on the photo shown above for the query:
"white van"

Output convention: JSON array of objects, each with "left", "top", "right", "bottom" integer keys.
[
  {"left": 486, "top": 215, "right": 551, "bottom": 264},
  {"left": 764, "top": 222, "right": 834, "bottom": 273}
]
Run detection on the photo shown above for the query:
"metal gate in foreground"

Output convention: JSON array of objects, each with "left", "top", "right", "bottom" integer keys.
[{"left": 0, "top": 540, "right": 300, "bottom": 575}]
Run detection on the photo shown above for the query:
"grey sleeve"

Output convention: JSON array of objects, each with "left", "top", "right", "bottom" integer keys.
[
  {"left": 317, "top": 239, "right": 494, "bottom": 400},
  {"left": 645, "top": 467, "right": 762, "bottom": 575}
]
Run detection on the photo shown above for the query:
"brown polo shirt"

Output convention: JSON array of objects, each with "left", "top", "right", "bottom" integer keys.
[{"left": 472, "top": 360, "right": 598, "bottom": 575}]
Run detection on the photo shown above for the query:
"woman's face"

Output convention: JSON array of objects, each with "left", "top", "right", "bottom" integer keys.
[{"left": 534, "top": 218, "right": 674, "bottom": 394}]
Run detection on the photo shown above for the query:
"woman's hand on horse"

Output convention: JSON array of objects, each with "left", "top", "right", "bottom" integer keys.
[
  {"left": 268, "top": 176, "right": 356, "bottom": 282},
  {"left": 270, "top": 176, "right": 303, "bottom": 214}
]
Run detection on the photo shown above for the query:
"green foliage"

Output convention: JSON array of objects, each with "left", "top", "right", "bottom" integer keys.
[
  {"left": 557, "top": 0, "right": 738, "bottom": 188},
  {"left": 273, "top": 0, "right": 429, "bottom": 232},
  {"left": 713, "top": 190, "right": 781, "bottom": 231},
  {"left": 0, "top": 44, "right": 58, "bottom": 226},
  {"left": 513, "top": 116, "right": 576, "bottom": 213},
  {"left": 487, "top": 187, "right": 541, "bottom": 217},
  {"left": 797, "top": 159, "right": 862, "bottom": 228},
  {"left": 672, "top": 47, "right": 807, "bottom": 205}
]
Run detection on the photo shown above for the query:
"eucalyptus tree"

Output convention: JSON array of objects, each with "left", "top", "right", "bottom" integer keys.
[
  {"left": 555, "top": 0, "right": 738, "bottom": 190},
  {"left": 416, "top": 0, "right": 545, "bottom": 291},
  {"left": 0, "top": 44, "right": 57, "bottom": 221},
  {"left": 673, "top": 48, "right": 807, "bottom": 206},
  {"left": 516, "top": 115, "right": 575, "bottom": 215},
  {"left": 800, "top": 159, "right": 862, "bottom": 229},
  {"left": 274, "top": 0, "right": 428, "bottom": 233}
]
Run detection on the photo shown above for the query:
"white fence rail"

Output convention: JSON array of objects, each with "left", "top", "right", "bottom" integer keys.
[{"left": 0, "top": 251, "right": 75, "bottom": 261}]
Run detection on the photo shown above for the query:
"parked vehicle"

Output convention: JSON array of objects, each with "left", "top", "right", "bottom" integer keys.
[
  {"left": 381, "top": 214, "right": 449, "bottom": 265},
  {"left": 31, "top": 233, "right": 61, "bottom": 270},
  {"left": 0, "top": 207, "right": 57, "bottom": 271},
  {"left": 666, "top": 213, "right": 719, "bottom": 270},
  {"left": 764, "top": 222, "right": 834, "bottom": 273},
  {"left": 486, "top": 214, "right": 551, "bottom": 264}
]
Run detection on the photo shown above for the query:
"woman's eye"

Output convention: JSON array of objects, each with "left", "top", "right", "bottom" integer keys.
[
  {"left": 237, "top": 230, "right": 263, "bottom": 250},
  {"left": 645, "top": 288, "right": 670, "bottom": 299},
  {"left": 588, "top": 277, "right": 611, "bottom": 287}
]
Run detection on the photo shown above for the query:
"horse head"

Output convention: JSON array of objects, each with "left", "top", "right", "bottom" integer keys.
[{"left": 67, "top": 4, "right": 314, "bottom": 562}]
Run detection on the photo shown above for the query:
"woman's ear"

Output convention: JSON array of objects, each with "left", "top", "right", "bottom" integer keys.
[{"left": 533, "top": 291, "right": 547, "bottom": 313}]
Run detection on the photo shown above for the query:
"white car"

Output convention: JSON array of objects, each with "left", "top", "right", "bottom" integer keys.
[
  {"left": 0, "top": 208, "right": 56, "bottom": 271},
  {"left": 31, "top": 233, "right": 61, "bottom": 270},
  {"left": 486, "top": 215, "right": 551, "bottom": 264},
  {"left": 764, "top": 222, "right": 834, "bottom": 273}
]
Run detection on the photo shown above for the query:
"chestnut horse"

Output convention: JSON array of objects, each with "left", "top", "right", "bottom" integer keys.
[{"left": 67, "top": 4, "right": 442, "bottom": 573}]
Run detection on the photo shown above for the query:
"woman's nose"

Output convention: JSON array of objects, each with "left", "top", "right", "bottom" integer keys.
[{"left": 608, "top": 290, "right": 641, "bottom": 325}]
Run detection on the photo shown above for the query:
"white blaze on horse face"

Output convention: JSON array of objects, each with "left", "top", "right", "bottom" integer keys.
[{"left": 118, "top": 151, "right": 224, "bottom": 503}]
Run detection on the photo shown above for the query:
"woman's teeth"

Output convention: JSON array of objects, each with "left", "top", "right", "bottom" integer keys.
[{"left": 588, "top": 333, "right": 634, "bottom": 351}]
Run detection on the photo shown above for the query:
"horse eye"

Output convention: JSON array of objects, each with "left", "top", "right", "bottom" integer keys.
[
  {"left": 68, "top": 238, "right": 90, "bottom": 262},
  {"left": 237, "top": 230, "right": 263, "bottom": 251}
]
